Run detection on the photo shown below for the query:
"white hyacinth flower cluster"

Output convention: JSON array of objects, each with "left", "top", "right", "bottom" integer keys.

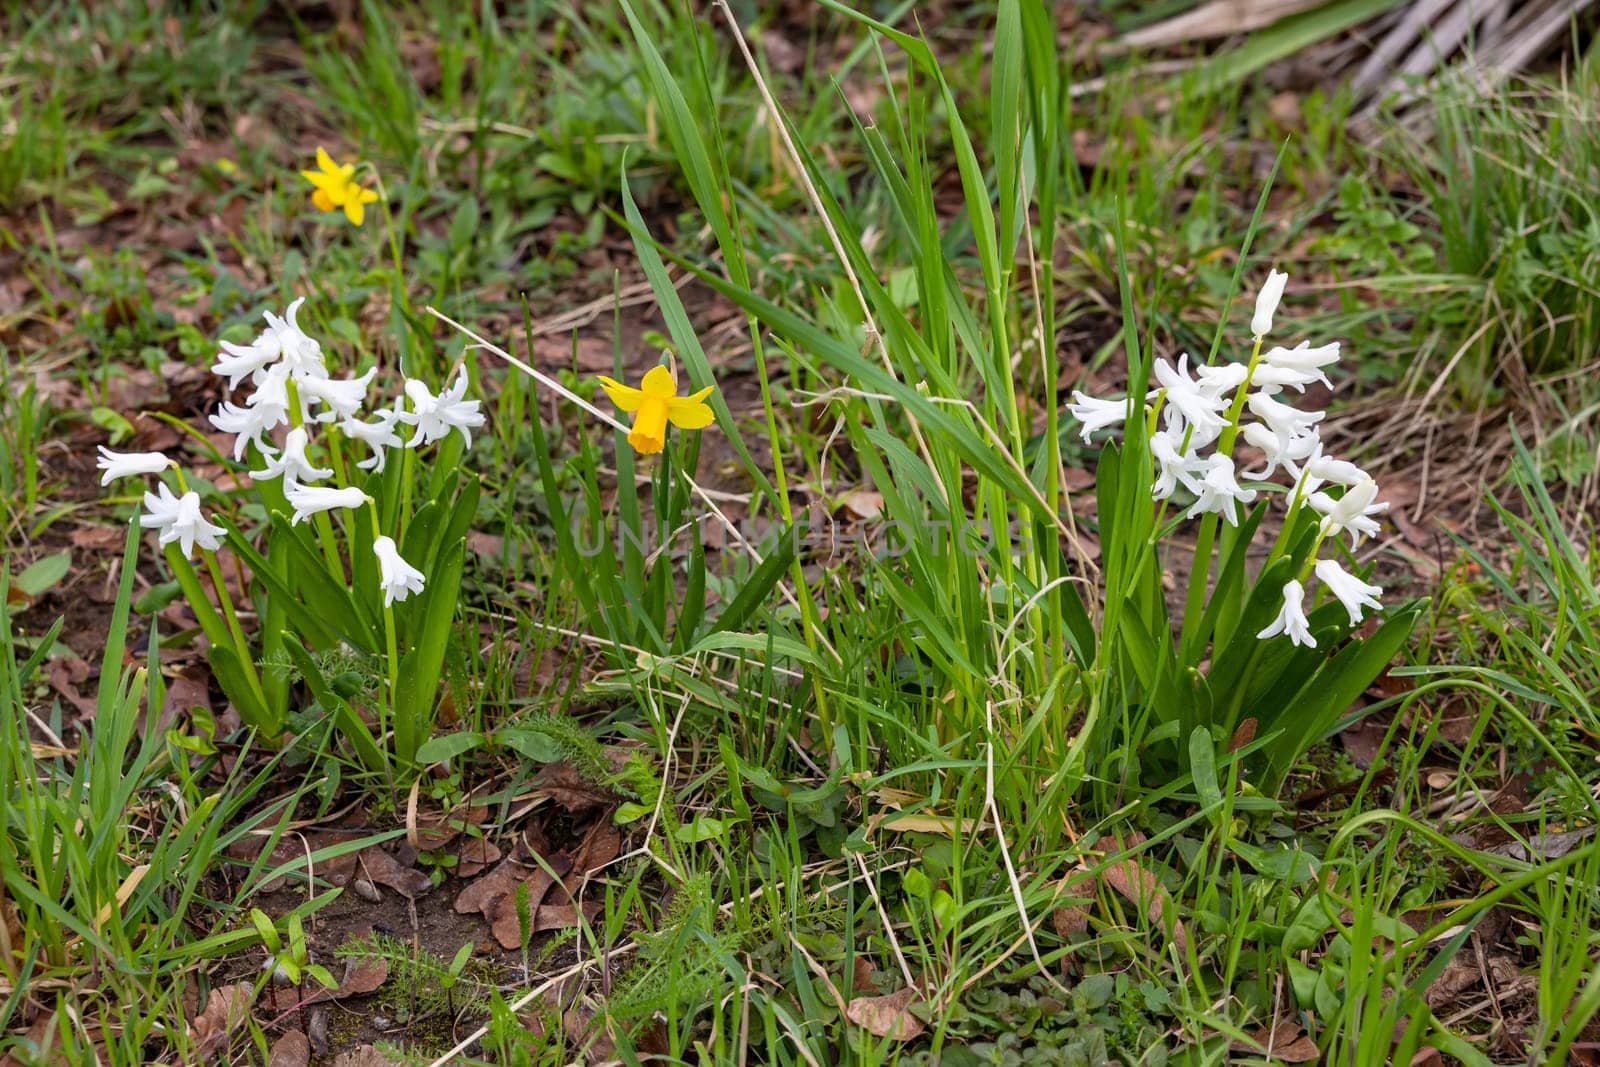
[
  {"left": 1067, "top": 270, "right": 1388, "bottom": 648},
  {"left": 102, "top": 298, "right": 484, "bottom": 608}
]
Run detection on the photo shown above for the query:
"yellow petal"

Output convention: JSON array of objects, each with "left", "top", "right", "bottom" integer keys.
[
  {"left": 597, "top": 375, "right": 645, "bottom": 413},
  {"left": 667, "top": 398, "right": 715, "bottom": 430},
  {"left": 344, "top": 198, "right": 366, "bottom": 226},
  {"left": 300, "top": 168, "right": 338, "bottom": 192},
  {"left": 640, "top": 364, "right": 677, "bottom": 399},
  {"left": 311, "top": 188, "right": 337, "bottom": 212},
  {"left": 358, "top": 186, "right": 380, "bottom": 204},
  {"left": 628, "top": 398, "right": 670, "bottom": 454},
  {"left": 628, "top": 428, "right": 665, "bottom": 454},
  {"left": 315, "top": 146, "right": 338, "bottom": 174},
  {"left": 684, "top": 384, "right": 715, "bottom": 404}
]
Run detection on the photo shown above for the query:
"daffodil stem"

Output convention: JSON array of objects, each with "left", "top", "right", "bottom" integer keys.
[{"left": 1180, "top": 337, "right": 1264, "bottom": 663}]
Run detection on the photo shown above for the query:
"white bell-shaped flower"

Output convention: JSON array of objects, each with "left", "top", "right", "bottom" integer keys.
[
  {"left": 1149, "top": 424, "right": 1207, "bottom": 500},
  {"left": 210, "top": 401, "right": 283, "bottom": 461},
  {"left": 340, "top": 404, "right": 406, "bottom": 473},
  {"left": 1257, "top": 579, "right": 1316, "bottom": 647},
  {"left": 1251, "top": 270, "right": 1288, "bottom": 338},
  {"left": 1153, "top": 355, "right": 1228, "bottom": 443},
  {"left": 1246, "top": 390, "right": 1325, "bottom": 448},
  {"left": 96, "top": 447, "right": 171, "bottom": 485},
  {"left": 1066, "top": 391, "right": 1132, "bottom": 443},
  {"left": 250, "top": 426, "right": 332, "bottom": 484},
  {"left": 1314, "top": 559, "right": 1383, "bottom": 626},
  {"left": 1184, "top": 453, "right": 1257, "bottom": 525},
  {"left": 211, "top": 339, "right": 278, "bottom": 391},
  {"left": 373, "top": 535, "right": 426, "bottom": 606},
  {"left": 1238, "top": 422, "right": 1318, "bottom": 480},
  {"left": 139, "top": 484, "right": 225, "bottom": 560},
  {"left": 400, "top": 371, "right": 486, "bottom": 449},
  {"left": 258, "top": 297, "right": 327, "bottom": 380},
  {"left": 300, "top": 367, "right": 377, "bottom": 423},
  {"left": 1308, "top": 477, "right": 1388, "bottom": 547},
  {"left": 284, "top": 483, "right": 368, "bottom": 526}
]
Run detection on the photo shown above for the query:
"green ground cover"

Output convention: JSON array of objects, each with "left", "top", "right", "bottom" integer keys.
[{"left": 3, "top": 2, "right": 1600, "bottom": 1064}]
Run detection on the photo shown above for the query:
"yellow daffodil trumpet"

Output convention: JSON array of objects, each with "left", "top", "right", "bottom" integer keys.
[
  {"left": 596, "top": 365, "right": 715, "bottom": 455},
  {"left": 300, "top": 147, "right": 381, "bottom": 226}
]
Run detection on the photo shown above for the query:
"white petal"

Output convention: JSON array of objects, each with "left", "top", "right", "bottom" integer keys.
[{"left": 1251, "top": 269, "right": 1288, "bottom": 338}]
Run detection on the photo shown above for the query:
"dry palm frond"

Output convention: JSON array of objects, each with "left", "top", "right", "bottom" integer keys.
[
  {"left": 1118, "top": 0, "right": 1597, "bottom": 97},
  {"left": 1119, "top": 0, "right": 1332, "bottom": 48}
]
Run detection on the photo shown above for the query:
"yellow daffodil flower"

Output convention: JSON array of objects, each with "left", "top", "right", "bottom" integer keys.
[
  {"left": 300, "top": 147, "right": 380, "bottom": 226},
  {"left": 596, "top": 365, "right": 715, "bottom": 455}
]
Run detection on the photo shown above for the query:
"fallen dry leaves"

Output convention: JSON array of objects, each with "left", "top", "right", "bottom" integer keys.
[
  {"left": 303, "top": 953, "right": 389, "bottom": 1006},
  {"left": 454, "top": 770, "right": 621, "bottom": 947},
  {"left": 1094, "top": 837, "right": 1189, "bottom": 954},
  {"left": 455, "top": 837, "right": 502, "bottom": 878},
  {"left": 189, "top": 982, "right": 255, "bottom": 1055},
  {"left": 845, "top": 986, "right": 926, "bottom": 1041},
  {"left": 1228, "top": 1020, "right": 1319, "bottom": 1062},
  {"left": 267, "top": 1029, "right": 311, "bottom": 1067},
  {"left": 356, "top": 848, "right": 432, "bottom": 899}
]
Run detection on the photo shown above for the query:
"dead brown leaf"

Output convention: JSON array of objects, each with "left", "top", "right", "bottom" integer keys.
[
  {"left": 488, "top": 867, "right": 561, "bottom": 949},
  {"left": 1340, "top": 714, "right": 1390, "bottom": 768},
  {"left": 464, "top": 530, "right": 504, "bottom": 558},
  {"left": 190, "top": 983, "right": 255, "bottom": 1052},
  {"left": 533, "top": 763, "right": 617, "bottom": 815},
  {"left": 845, "top": 987, "right": 925, "bottom": 1041},
  {"left": 305, "top": 955, "right": 389, "bottom": 1006},
  {"left": 1230, "top": 1020, "right": 1318, "bottom": 1061},
  {"left": 412, "top": 803, "right": 490, "bottom": 849},
  {"left": 357, "top": 848, "right": 432, "bottom": 898},
  {"left": 0, "top": 1015, "right": 58, "bottom": 1067},
  {"left": 572, "top": 822, "right": 622, "bottom": 877},
  {"left": 162, "top": 671, "right": 213, "bottom": 733},
  {"left": 456, "top": 837, "right": 502, "bottom": 879},
  {"left": 1052, "top": 904, "right": 1090, "bottom": 938},
  {"left": 558, "top": 999, "right": 618, "bottom": 1063},
  {"left": 1492, "top": 826, "right": 1599, "bottom": 862},
  {"left": 533, "top": 901, "right": 602, "bottom": 933},
  {"left": 267, "top": 1030, "right": 311, "bottom": 1067},
  {"left": 1098, "top": 848, "right": 1188, "bottom": 953},
  {"left": 839, "top": 489, "right": 884, "bottom": 520},
  {"left": 758, "top": 28, "right": 805, "bottom": 75},
  {"left": 47, "top": 659, "right": 98, "bottom": 718},
  {"left": 225, "top": 830, "right": 364, "bottom": 893},
  {"left": 69, "top": 525, "right": 126, "bottom": 551},
  {"left": 1228, "top": 718, "right": 1257, "bottom": 752},
  {"left": 454, "top": 856, "right": 522, "bottom": 911}
]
